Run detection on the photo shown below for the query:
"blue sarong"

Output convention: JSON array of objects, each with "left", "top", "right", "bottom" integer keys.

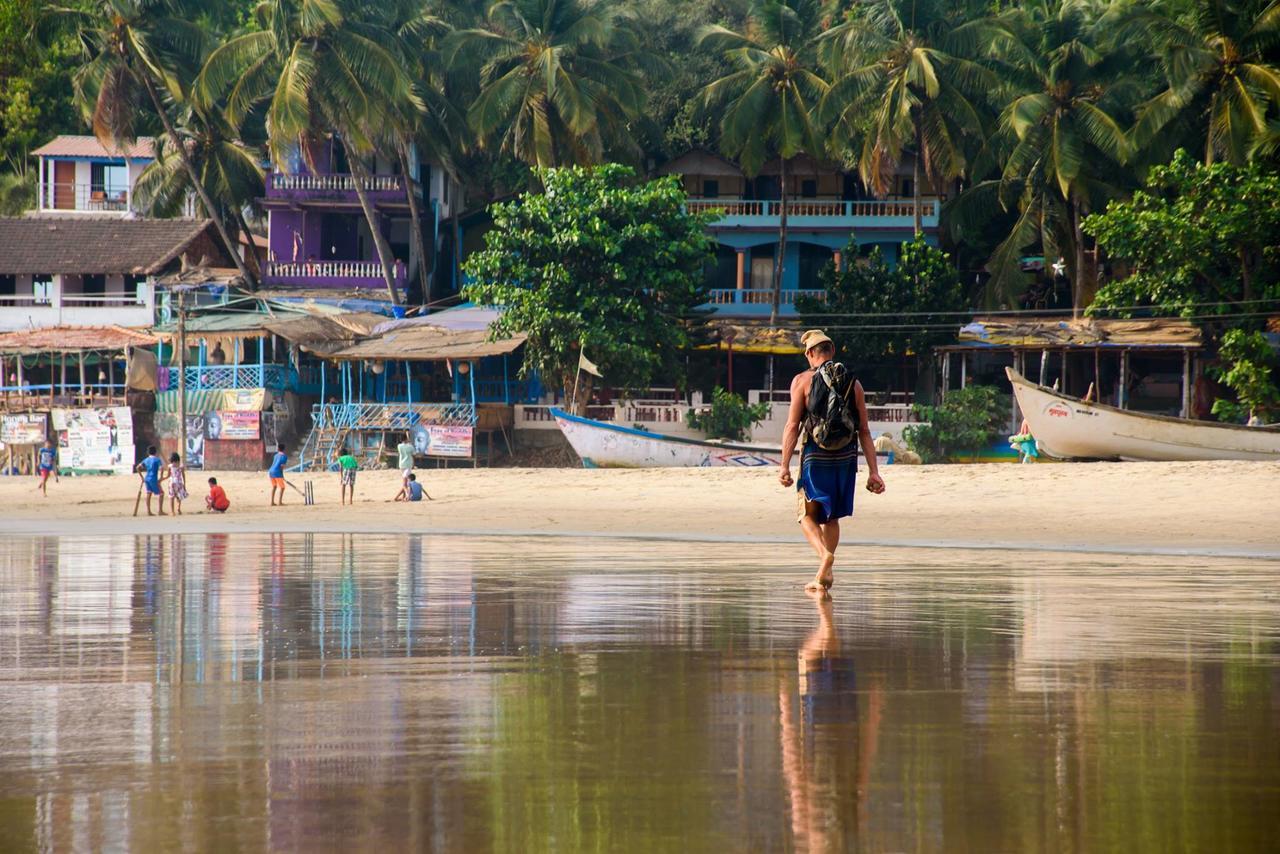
[{"left": 797, "top": 441, "right": 857, "bottom": 524}]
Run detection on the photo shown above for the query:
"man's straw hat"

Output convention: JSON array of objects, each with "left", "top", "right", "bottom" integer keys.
[{"left": 800, "top": 329, "right": 833, "bottom": 352}]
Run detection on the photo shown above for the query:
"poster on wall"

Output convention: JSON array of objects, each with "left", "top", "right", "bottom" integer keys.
[
  {"left": 1, "top": 413, "right": 48, "bottom": 445},
  {"left": 222, "top": 389, "right": 267, "bottom": 411},
  {"left": 206, "top": 410, "right": 259, "bottom": 441},
  {"left": 411, "top": 423, "right": 474, "bottom": 458},
  {"left": 185, "top": 416, "right": 205, "bottom": 468},
  {"left": 51, "top": 407, "right": 135, "bottom": 474}
]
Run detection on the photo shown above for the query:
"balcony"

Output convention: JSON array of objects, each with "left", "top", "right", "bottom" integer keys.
[
  {"left": 704, "top": 287, "right": 824, "bottom": 317},
  {"left": 38, "top": 181, "right": 130, "bottom": 214},
  {"left": 262, "top": 260, "right": 407, "bottom": 293},
  {"left": 265, "top": 172, "right": 414, "bottom": 206},
  {"left": 685, "top": 198, "right": 940, "bottom": 230},
  {"left": 0, "top": 288, "right": 155, "bottom": 332}
]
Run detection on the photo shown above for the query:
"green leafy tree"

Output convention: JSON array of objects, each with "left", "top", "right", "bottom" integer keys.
[
  {"left": 41, "top": 0, "right": 259, "bottom": 286},
  {"left": 947, "top": 0, "right": 1135, "bottom": 313},
  {"left": 1123, "top": 0, "right": 1280, "bottom": 166},
  {"left": 903, "top": 384, "right": 1008, "bottom": 463},
  {"left": 795, "top": 238, "right": 968, "bottom": 371},
  {"left": 1210, "top": 329, "right": 1280, "bottom": 422},
  {"left": 445, "top": 0, "right": 651, "bottom": 169},
  {"left": 462, "top": 165, "right": 715, "bottom": 413},
  {"left": 818, "top": 0, "right": 994, "bottom": 234},
  {"left": 196, "top": 0, "right": 423, "bottom": 304},
  {"left": 686, "top": 386, "right": 771, "bottom": 440},
  {"left": 1085, "top": 151, "right": 1280, "bottom": 418},
  {"left": 698, "top": 0, "right": 829, "bottom": 326}
]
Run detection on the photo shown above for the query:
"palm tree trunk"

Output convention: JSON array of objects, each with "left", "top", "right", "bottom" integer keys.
[
  {"left": 770, "top": 157, "right": 788, "bottom": 327},
  {"left": 231, "top": 206, "right": 263, "bottom": 288},
  {"left": 141, "top": 75, "right": 257, "bottom": 289},
  {"left": 1071, "top": 194, "right": 1085, "bottom": 319},
  {"left": 342, "top": 140, "right": 402, "bottom": 307},
  {"left": 396, "top": 140, "right": 431, "bottom": 306},
  {"left": 913, "top": 124, "right": 923, "bottom": 236}
]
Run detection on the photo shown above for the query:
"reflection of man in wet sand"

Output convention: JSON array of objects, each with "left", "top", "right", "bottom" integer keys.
[
  {"left": 780, "top": 330, "right": 885, "bottom": 591},
  {"left": 780, "top": 591, "right": 882, "bottom": 852}
]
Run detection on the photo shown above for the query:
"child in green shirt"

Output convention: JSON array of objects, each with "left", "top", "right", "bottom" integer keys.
[{"left": 337, "top": 453, "right": 358, "bottom": 505}]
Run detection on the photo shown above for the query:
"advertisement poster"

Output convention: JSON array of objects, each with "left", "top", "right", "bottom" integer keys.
[
  {"left": 411, "top": 423, "right": 474, "bottom": 458},
  {"left": 222, "top": 389, "right": 267, "bottom": 411},
  {"left": 185, "top": 416, "right": 206, "bottom": 468},
  {"left": 206, "top": 410, "right": 259, "bottom": 441},
  {"left": 51, "top": 407, "right": 134, "bottom": 474},
  {"left": 1, "top": 413, "right": 48, "bottom": 445}
]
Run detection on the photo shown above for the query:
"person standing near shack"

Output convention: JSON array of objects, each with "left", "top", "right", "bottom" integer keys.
[
  {"left": 135, "top": 445, "right": 166, "bottom": 516},
  {"left": 337, "top": 451, "right": 359, "bottom": 505},
  {"left": 779, "top": 330, "right": 885, "bottom": 592},
  {"left": 396, "top": 432, "right": 415, "bottom": 495},
  {"left": 35, "top": 438, "right": 58, "bottom": 497}
]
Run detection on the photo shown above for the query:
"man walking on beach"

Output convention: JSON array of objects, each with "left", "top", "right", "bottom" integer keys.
[
  {"left": 135, "top": 445, "right": 166, "bottom": 517},
  {"left": 268, "top": 444, "right": 288, "bottom": 506},
  {"left": 779, "top": 330, "right": 884, "bottom": 591}
]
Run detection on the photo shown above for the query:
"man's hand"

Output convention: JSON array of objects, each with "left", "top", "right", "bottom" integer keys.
[
  {"left": 866, "top": 472, "right": 886, "bottom": 494},
  {"left": 778, "top": 466, "right": 794, "bottom": 488}
]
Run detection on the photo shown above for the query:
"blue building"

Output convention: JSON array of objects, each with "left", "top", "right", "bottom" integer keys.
[{"left": 657, "top": 149, "right": 943, "bottom": 317}]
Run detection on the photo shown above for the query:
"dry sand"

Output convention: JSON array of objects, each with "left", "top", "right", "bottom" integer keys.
[{"left": 2, "top": 460, "right": 1276, "bottom": 558}]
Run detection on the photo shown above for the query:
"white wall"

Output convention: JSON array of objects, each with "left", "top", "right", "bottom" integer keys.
[{"left": 0, "top": 275, "right": 154, "bottom": 331}]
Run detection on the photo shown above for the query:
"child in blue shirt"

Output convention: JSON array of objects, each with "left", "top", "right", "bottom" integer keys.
[
  {"left": 35, "top": 438, "right": 57, "bottom": 496},
  {"left": 134, "top": 445, "right": 166, "bottom": 516},
  {"left": 268, "top": 444, "right": 288, "bottom": 506}
]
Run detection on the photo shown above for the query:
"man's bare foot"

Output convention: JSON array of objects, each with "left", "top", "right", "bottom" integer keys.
[{"left": 804, "top": 551, "right": 836, "bottom": 591}]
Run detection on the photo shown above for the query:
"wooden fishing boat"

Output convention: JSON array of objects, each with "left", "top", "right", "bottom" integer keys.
[
  {"left": 551, "top": 407, "right": 784, "bottom": 467},
  {"left": 1007, "top": 368, "right": 1280, "bottom": 461}
]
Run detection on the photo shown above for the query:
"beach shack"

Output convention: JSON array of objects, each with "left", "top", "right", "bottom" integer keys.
[
  {"left": 935, "top": 317, "right": 1206, "bottom": 430},
  {"left": 0, "top": 325, "right": 159, "bottom": 474},
  {"left": 285, "top": 320, "right": 528, "bottom": 470}
]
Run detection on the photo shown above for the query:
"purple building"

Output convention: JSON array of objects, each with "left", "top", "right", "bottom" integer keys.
[{"left": 261, "top": 139, "right": 454, "bottom": 302}]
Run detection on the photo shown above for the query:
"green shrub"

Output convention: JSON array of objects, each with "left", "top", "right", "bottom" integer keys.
[
  {"left": 686, "top": 387, "right": 771, "bottom": 441},
  {"left": 904, "top": 386, "right": 1009, "bottom": 463}
]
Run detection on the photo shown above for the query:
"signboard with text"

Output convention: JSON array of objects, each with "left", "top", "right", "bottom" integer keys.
[
  {"left": 1, "top": 413, "right": 48, "bottom": 445},
  {"left": 411, "top": 424, "right": 474, "bottom": 458},
  {"left": 51, "top": 407, "right": 134, "bottom": 474},
  {"left": 206, "top": 410, "right": 260, "bottom": 441}
]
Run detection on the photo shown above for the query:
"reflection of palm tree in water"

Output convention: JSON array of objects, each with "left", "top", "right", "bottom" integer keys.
[{"left": 779, "top": 591, "right": 883, "bottom": 853}]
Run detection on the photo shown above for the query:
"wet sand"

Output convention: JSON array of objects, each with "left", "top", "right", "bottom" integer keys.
[{"left": 2, "top": 460, "right": 1277, "bottom": 557}]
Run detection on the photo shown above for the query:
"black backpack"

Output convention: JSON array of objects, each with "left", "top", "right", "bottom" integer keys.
[{"left": 806, "top": 360, "right": 859, "bottom": 451}]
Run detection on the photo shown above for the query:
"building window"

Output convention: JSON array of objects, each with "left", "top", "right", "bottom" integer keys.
[
  {"left": 703, "top": 179, "right": 719, "bottom": 199},
  {"left": 90, "top": 163, "right": 128, "bottom": 197},
  {"left": 125, "top": 274, "right": 147, "bottom": 304},
  {"left": 800, "top": 179, "right": 817, "bottom": 198},
  {"left": 0, "top": 275, "right": 14, "bottom": 297},
  {"left": 33, "top": 275, "right": 53, "bottom": 305},
  {"left": 83, "top": 274, "right": 106, "bottom": 296},
  {"left": 900, "top": 178, "right": 914, "bottom": 198}
]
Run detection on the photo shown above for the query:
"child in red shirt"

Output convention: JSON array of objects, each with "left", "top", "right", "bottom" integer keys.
[{"left": 206, "top": 477, "right": 230, "bottom": 512}]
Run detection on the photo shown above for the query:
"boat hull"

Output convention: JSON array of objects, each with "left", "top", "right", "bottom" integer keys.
[
  {"left": 1007, "top": 368, "right": 1280, "bottom": 461},
  {"left": 552, "top": 408, "right": 783, "bottom": 468}
]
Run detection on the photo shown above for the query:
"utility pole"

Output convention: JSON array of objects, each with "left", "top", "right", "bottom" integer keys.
[{"left": 177, "top": 288, "right": 187, "bottom": 465}]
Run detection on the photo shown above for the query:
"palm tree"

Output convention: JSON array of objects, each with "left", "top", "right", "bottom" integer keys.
[
  {"left": 133, "top": 106, "right": 265, "bottom": 278},
  {"left": 818, "top": 0, "right": 994, "bottom": 234},
  {"left": 196, "top": 0, "right": 423, "bottom": 305},
  {"left": 698, "top": 0, "right": 829, "bottom": 327},
  {"left": 445, "top": 0, "right": 650, "bottom": 168},
  {"left": 42, "top": 0, "right": 258, "bottom": 287},
  {"left": 1123, "top": 0, "right": 1280, "bottom": 166},
  {"left": 949, "top": 0, "right": 1134, "bottom": 315},
  {"left": 378, "top": 1, "right": 466, "bottom": 305}
]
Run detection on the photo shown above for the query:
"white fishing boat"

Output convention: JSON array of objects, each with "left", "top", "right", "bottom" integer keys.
[
  {"left": 552, "top": 407, "right": 783, "bottom": 467},
  {"left": 1007, "top": 368, "right": 1280, "bottom": 461}
]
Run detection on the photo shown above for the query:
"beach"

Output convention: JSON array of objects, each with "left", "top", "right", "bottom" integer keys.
[{"left": 3, "top": 460, "right": 1276, "bottom": 557}]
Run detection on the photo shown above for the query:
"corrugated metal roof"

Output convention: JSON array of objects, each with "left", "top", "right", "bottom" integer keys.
[
  {"left": 327, "top": 327, "right": 526, "bottom": 362},
  {"left": 0, "top": 217, "right": 224, "bottom": 275},
  {"left": 0, "top": 325, "right": 157, "bottom": 354},
  {"left": 32, "top": 135, "right": 156, "bottom": 159}
]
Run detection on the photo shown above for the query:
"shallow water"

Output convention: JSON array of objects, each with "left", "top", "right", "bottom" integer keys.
[{"left": 0, "top": 534, "right": 1277, "bottom": 853}]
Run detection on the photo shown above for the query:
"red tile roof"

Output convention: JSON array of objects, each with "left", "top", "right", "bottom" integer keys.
[{"left": 32, "top": 135, "right": 156, "bottom": 160}]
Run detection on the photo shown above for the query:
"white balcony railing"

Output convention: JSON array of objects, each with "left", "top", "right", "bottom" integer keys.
[
  {"left": 39, "top": 182, "right": 130, "bottom": 213},
  {"left": 685, "top": 198, "right": 939, "bottom": 220},
  {"left": 268, "top": 173, "right": 405, "bottom": 193},
  {"left": 707, "top": 288, "right": 825, "bottom": 306}
]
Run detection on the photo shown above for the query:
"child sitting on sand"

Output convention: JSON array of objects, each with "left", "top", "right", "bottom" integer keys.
[{"left": 206, "top": 477, "right": 230, "bottom": 512}]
